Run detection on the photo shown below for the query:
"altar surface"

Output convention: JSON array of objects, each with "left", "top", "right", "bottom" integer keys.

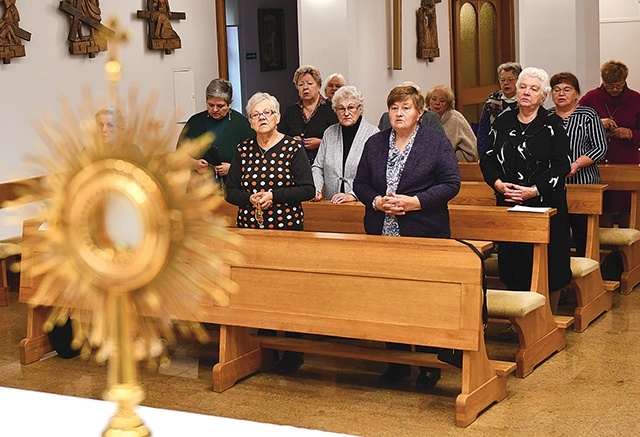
[{"left": 0, "top": 386, "right": 356, "bottom": 436}]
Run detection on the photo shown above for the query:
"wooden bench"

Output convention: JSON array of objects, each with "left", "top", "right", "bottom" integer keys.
[
  {"left": 0, "top": 177, "right": 44, "bottom": 306},
  {"left": 235, "top": 200, "right": 565, "bottom": 379},
  {"left": 452, "top": 181, "right": 617, "bottom": 332},
  {"left": 598, "top": 164, "right": 640, "bottom": 294},
  {"left": 19, "top": 219, "right": 511, "bottom": 427}
]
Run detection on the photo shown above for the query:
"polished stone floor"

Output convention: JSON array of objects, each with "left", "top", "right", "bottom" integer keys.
[{"left": 1, "top": 286, "right": 639, "bottom": 436}]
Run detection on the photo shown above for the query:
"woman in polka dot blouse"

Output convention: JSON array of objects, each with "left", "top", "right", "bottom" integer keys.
[{"left": 226, "top": 92, "right": 315, "bottom": 230}]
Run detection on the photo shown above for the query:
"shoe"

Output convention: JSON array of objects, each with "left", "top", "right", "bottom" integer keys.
[
  {"left": 275, "top": 351, "right": 304, "bottom": 374},
  {"left": 378, "top": 363, "right": 410, "bottom": 386},
  {"left": 416, "top": 367, "right": 441, "bottom": 389}
]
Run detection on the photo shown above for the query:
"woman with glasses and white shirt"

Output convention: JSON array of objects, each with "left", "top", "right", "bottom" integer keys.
[
  {"left": 226, "top": 92, "right": 315, "bottom": 231},
  {"left": 311, "top": 86, "right": 379, "bottom": 203},
  {"left": 549, "top": 72, "right": 607, "bottom": 256}
]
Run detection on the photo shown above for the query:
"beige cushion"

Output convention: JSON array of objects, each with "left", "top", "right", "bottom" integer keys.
[
  {"left": 486, "top": 289, "right": 546, "bottom": 318},
  {"left": 0, "top": 237, "right": 21, "bottom": 259},
  {"left": 600, "top": 228, "right": 640, "bottom": 246},
  {"left": 483, "top": 253, "right": 499, "bottom": 277},
  {"left": 571, "top": 257, "right": 599, "bottom": 278}
]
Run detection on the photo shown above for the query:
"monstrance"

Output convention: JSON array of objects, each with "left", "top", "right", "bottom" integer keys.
[{"left": 15, "top": 17, "right": 238, "bottom": 436}]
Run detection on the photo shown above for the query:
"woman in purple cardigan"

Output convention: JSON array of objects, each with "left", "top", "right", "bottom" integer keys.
[{"left": 353, "top": 84, "right": 460, "bottom": 390}]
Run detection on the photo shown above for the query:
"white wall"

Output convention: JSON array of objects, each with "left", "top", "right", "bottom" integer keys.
[
  {"left": 0, "top": 1, "right": 218, "bottom": 237},
  {"left": 0, "top": 1, "right": 217, "bottom": 182},
  {"left": 298, "top": 0, "right": 452, "bottom": 124},
  {"left": 599, "top": 0, "right": 640, "bottom": 91},
  {"left": 516, "top": 0, "right": 601, "bottom": 96}
]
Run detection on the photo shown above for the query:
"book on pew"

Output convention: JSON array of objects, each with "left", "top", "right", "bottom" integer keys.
[{"left": 507, "top": 205, "right": 551, "bottom": 213}]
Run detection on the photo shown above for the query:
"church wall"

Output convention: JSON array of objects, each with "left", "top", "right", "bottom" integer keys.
[
  {"left": 599, "top": 0, "right": 640, "bottom": 91},
  {"left": 0, "top": 0, "right": 218, "bottom": 237},
  {"left": 298, "top": 0, "right": 452, "bottom": 124}
]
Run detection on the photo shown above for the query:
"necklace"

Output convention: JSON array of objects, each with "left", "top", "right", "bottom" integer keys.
[
  {"left": 518, "top": 121, "right": 532, "bottom": 136},
  {"left": 604, "top": 102, "right": 619, "bottom": 120}
]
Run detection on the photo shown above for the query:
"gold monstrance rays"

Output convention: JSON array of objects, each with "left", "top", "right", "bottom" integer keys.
[{"left": 15, "top": 16, "right": 239, "bottom": 437}]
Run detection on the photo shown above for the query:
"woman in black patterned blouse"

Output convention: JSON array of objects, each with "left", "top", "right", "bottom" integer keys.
[{"left": 226, "top": 92, "right": 315, "bottom": 230}]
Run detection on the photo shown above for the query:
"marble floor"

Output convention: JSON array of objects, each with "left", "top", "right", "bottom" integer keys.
[{"left": 1, "top": 286, "right": 639, "bottom": 437}]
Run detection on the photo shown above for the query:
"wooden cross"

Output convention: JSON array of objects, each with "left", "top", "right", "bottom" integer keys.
[
  {"left": 0, "top": 0, "right": 32, "bottom": 64},
  {"left": 59, "top": 0, "right": 115, "bottom": 58},
  {"left": 136, "top": 0, "right": 186, "bottom": 55}
]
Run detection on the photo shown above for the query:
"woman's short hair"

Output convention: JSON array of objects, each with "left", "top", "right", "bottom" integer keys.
[
  {"left": 331, "top": 86, "right": 364, "bottom": 112},
  {"left": 325, "top": 73, "right": 346, "bottom": 89},
  {"left": 246, "top": 92, "right": 280, "bottom": 116},
  {"left": 95, "top": 107, "right": 125, "bottom": 128},
  {"left": 425, "top": 85, "right": 455, "bottom": 111},
  {"left": 206, "top": 78, "right": 233, "bottom": 104},
  {"left": 550, "top": 72, "right": 581, "bottom": 94},
  {"left": 386, "top": 85, "right": 425, "bottom": 111},
  {"left": 497, "top": 62, "right": 522, "bottom": 77},
  {"left": 600, "top": 60, "right": 629, "bottom": 83},
  {"left": 293, "top": 65, "right": 323, "bottom": 87},
  {"left": 517, "top": 67, "right": 551, "bottom": 96}
]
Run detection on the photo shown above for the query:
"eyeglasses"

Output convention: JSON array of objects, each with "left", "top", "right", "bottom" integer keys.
[
  {"left": 336, "top": 104, "right": 361, "bottom": 114},
  {"left": 603, "top": 81, "right": 626, "bottom": 91},
  {"left": 248, "top": 110, "right": 277, "bottom": 120},
  {"left": 552, "top": 86, "right": 575, "bottom": 94},
  {"left": 499, "top": 77, "right": 517, "bottom": 84}
]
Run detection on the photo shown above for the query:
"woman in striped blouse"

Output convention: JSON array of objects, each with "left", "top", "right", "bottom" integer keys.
[{"left": 549, "top": 72, "right": 608, "bottom": 257}]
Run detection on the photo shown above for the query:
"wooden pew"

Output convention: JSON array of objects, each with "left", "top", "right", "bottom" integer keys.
[
  {"left": 0, "top": 177, "right": 44, "bottom": 306},
  {"left": 19, "top": 220, "right": 511, "bottom": 427},
  {"left": 231, "top": 200, "right": 566, "bottom": 378},
  {"left": 452, "top": 181, "right": 616, "bottom": 331},
  {"left": 598, "top": 164, "right": 640, "bottom": 294}
]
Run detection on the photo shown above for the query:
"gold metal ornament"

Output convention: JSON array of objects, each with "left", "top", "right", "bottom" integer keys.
[{"left": 13, "top": 17, "right": 239, "bottom": 436}]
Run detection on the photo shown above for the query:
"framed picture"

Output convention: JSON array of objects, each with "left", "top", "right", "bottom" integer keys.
[{"left": 258, "top": 9, "right": 286, "bottom": 72}]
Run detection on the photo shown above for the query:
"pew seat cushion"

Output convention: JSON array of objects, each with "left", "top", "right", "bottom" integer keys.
[
  {"left": 486, "top": 289, "right": 545, "bottom": 318},
  {"left": 0, "top": 237, "right": 22, "bottom": 259},
  {"left": 570, "top": 257, "right": 599, "bottom": 278},
  {"left": 599, "top": 228, "right": 640, "bottom": 247}
]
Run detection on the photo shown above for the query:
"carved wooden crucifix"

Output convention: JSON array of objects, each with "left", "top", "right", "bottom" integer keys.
[
  {"left": 59, "top": 0, "right": 115, "bottom": 58},
  {"left": 0, "top": 0, "right": 32, "bottom": 64},
  {"left": 136, "top": 0, "right": 186, "bottom": 55}
]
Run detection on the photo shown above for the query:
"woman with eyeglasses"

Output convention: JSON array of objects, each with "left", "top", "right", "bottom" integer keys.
[
  {"left": 477, "top": 62, "right": 523, "bottom": 155},
  {"left": 226, "top": 92, "right": 315, "bottom": 376},
  {"left": 278, "top": 65, "right": 338, "bottom": 165},
  {"left": 549, "top": 72, "right": 607, "bottom": 256},
  {"left": 311, "top": 86, "right": 379, "bottom": 203},
  {"left": 354, "top": 85, "right": 460, "bottom": 390},
  {"left": 580, "top": 60, "right": 640, "bottom": 226},
  {"left": 426, "top": 85, "right": 479, "bottom": 162},
  {"left": 226, "top": 92, "right": 315, "bottom": 231}
]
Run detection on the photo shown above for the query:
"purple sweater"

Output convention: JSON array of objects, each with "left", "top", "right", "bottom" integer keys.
[{"left": 353, "top": 125, "right": 460, "bottom": 238}]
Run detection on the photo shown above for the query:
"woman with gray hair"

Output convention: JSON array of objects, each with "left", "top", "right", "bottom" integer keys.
[
  {"left": 480, "top": 67, "right": 572, "bottom": 311},
  {"left": 477, "top": 62, "right": 523, "bottom": 155},
  {"left": 324, "top": 72, "right": 346, "bottom": 101},
  {"left": 426, "top": 85, "right": 478, "bottom": 162},
  {"left": 226, "top": 92, "right": 314, "bottom": 375},
  {"left": 311, "top": 86, "right": 379, "bottom": 203},
  {"left": 179, "top": 78, "right": 254, "bottom": 182},
  {"left": 278, "top": 65, "right": 338, "bottom": 165}
]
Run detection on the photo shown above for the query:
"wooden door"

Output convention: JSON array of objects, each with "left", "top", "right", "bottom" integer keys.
[{"left": 451, "top": 0, "right": 515, "bottom": 125}]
